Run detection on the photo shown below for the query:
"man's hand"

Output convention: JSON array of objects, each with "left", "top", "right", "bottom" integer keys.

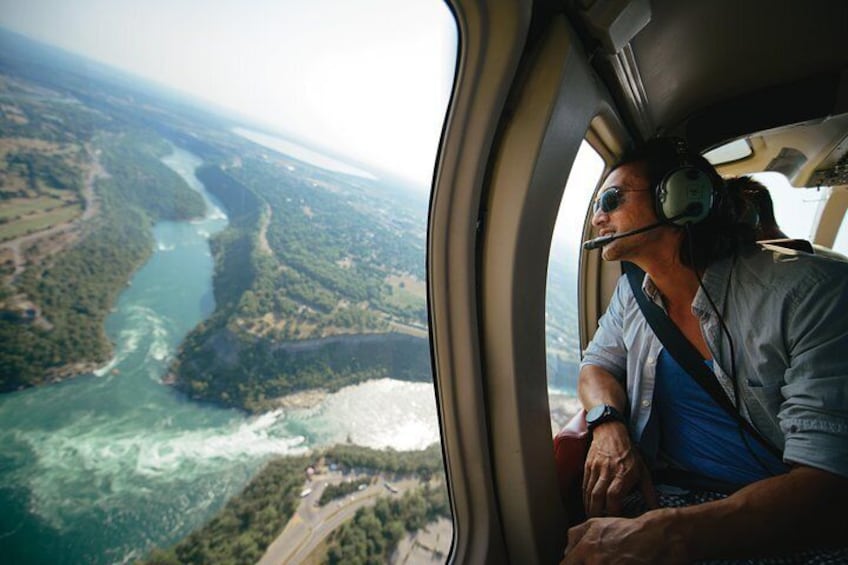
[
  {"left": 582, "top": 421, "right": 656, "bottom": 516},
  {"left": 561, "top": 512, "right": 688, "bottom": 565}
]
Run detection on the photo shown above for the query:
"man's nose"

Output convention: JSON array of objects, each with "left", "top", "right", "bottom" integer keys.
[{"left": 591, "top": 207, "right": 607, "bottom": 227}]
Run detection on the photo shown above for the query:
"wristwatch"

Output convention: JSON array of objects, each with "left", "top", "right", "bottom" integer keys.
[{"left": 585, "top": 404, "right": 625, "bottom": 431}]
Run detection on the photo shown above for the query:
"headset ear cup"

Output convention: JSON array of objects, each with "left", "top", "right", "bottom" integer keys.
[
  {"left": 659, "top": 166, "right": 714, "bottom": 225},
  {"left": 655, "top": 184, "right": 669, "bottom": 222}
]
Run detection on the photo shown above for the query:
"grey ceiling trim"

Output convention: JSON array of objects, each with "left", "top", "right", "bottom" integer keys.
[{"left": 606, "top": 43, "right": 653, "bottom": 139}]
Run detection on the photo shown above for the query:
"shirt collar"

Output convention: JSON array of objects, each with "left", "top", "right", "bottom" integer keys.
[
  {"left": 638, "top": 255, "right": 735, "bottom": 316},
  {"left": 693, "top": 255, "right": 734, "bottom": 318}
]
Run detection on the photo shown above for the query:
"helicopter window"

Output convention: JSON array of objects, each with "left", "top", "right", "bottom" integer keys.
[
  {"left": 546, "top": 140, "right": 604, "bottom": 433},
  {"left": 704, "top": 139, "right": 753, "bottom": 165},
  {"left": 832, "top": 207, "right": 848, "bottom": 256},
  {"left": 746, "top": 172, "right": 848, "bottom": 259},
  {"left": 0, "top": 2, "right": 457, "bottom": 563}
]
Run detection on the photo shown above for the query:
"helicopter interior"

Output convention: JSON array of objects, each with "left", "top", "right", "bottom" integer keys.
[{"left": 428, "top": 0, "right": 848, "bottom": 562}]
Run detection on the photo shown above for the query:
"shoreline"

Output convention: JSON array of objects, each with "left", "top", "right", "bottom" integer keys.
[{"left": 271, "top": 388, "right": 328, "bottom": 410}]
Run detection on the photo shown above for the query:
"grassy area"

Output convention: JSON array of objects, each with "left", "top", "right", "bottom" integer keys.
[
  {"left": 384, "top": 274, "right": 425, "bottom": 310},
  {"left": 0, "top": 196, "right": 68, "bottom": 220},
  {"left": 0, "top": 203, "right": 81, "bottom": 241}
]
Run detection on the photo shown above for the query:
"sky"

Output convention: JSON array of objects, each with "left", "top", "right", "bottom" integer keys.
[
  {"left": 0, "top": 0, "right": 458, "bottom": 187},
  {"left": 552, "top": 141, "right": 606, "bottom": 253}
]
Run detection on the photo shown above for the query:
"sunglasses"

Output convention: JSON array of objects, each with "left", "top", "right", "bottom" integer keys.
[{"left": 592, "top": 186, "right": 650, "bottom": 214}]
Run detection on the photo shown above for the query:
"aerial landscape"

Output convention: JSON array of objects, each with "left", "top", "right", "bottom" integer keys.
[
  {"left": 0, "top": 25, "right": 453, "bottom": 564},
  {"left": 0, "top": 20, "right": 579, "bottom": 564}
]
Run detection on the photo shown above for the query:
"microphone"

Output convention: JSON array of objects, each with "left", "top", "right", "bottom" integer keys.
[
  {"left": 582, "top": 221, "right": 664, "bottom": 250},
  {"left": 582, "top": 207, "right": 700, "bottom": 251}
]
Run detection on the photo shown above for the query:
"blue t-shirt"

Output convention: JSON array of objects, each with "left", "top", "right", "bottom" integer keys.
[{"left": 653, "top": 349, "right": 788, "bottom": 486}]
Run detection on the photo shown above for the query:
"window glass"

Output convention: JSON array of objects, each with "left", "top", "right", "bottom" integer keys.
[
  {"left": 703, "top": 139, "right": 753, "bottom": 165},
  {"left": 0, "top": 1, "right": 457, "bottom": 563},
  {"left": 833, "top": 212, "right": 848, "bottom": 256},
  {"left": 546, "top": 141, "right": 605, "bottom": 434}
]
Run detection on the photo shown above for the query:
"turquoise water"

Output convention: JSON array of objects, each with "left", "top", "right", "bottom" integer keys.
[{"left": 0, "top": 147, "right": 440, "bottom": 564}]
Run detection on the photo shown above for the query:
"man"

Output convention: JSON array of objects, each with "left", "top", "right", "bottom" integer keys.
[
  {"left": 732, "top": 176, "right": 789, "bottom": 240},
  {"left": 735, "top": 175, "right": 848, "bottom": 261},
  {"left": 563, "top": 138, "right": 848, "bottom": 563}
]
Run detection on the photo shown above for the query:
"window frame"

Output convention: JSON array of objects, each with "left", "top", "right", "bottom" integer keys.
[{"left": 429, "top": 3, "right": 627, "bottom": 561}]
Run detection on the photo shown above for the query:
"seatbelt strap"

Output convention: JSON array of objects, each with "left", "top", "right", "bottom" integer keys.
[{"left": 623, "top": 261, "right": 782, "bottom": 459}]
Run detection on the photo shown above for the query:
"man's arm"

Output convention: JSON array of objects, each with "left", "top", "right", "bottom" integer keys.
[
  {"left": 578, "top": 364, "right": 655, "bottom": 516},
  {"left": 564, "top": 464, "right": 848, "bottom": 564}
]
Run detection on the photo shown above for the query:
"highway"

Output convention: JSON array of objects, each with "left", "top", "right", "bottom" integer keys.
[{"left": 258, "top": 472, "right": 418, "bottom": 565}]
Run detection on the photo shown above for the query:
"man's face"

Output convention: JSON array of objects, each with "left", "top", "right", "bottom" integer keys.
[{"left": 591, "top": 162, "right": 664, "bottom": 262}]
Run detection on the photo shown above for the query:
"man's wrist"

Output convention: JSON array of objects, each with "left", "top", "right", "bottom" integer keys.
[
  {"left": 587, "top": 418, "right": 630, "bottom": 447},
  {"left": 638, "top": 507, "right": 692, "bottom": 562},
  {"left": 590, "top": 418, "right": 628, "bottom": 435}
]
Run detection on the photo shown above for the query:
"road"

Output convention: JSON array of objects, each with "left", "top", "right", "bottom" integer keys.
[
  {"left": 258, "top": 472, "right": 418, "bottom": 565},
  {"left": 1, "top": 144, "right": 105, "bottom": 281}
]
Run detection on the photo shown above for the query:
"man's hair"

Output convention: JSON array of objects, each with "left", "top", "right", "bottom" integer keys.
[{"left": 612, "top": 137, "right": 757, "bottom": 269}]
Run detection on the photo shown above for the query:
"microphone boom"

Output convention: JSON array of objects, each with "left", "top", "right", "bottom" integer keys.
[{"left": 581, "top": 208, "right": 692, "bottom": 251}]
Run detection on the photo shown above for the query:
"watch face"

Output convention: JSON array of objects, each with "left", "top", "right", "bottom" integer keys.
[{"left": 586, "top": 405, "right": 607, "bottom": 424}]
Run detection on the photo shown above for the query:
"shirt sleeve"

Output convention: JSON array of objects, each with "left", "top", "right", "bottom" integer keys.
[
  {"left": 580, "top": 275, "right": 629, "bottom": 382},
  {"left": 779, "top": 262, "right": 848, "bottom": 478}
]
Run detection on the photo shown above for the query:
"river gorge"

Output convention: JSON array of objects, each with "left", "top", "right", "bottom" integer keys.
[{"left": 0, "top": 147, "right": 441, "bottom": 564}]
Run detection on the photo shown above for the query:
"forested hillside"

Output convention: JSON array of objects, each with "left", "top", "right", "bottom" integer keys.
[
  {"left": 0, "top": 29, "right": 432, "bottom": 405},
  {"left": 0, "top": 81, "right": 205, "bottom": 388},
  {"left": 171, "top": 159, "right": 431, "bottom": 412},
  {"left": 143, "top": 444, "right": 448, "bottom": 565}
]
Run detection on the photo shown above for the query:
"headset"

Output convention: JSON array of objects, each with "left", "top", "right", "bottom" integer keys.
[
  {"left": 654, "top": 138, "right": 718, "bottom": 226},
  {"left": 583, "top": 139, "right": 721, "bottom": 250}
]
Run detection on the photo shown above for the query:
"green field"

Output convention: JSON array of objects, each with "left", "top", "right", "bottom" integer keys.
[
  {"left": 384, "top": 275, "right": 425, "bottom": 310},
  {"left": 0, "top": 196, "right": 67, "bottom": 220},
  {"left": 0, "top": 203, "right": 81, "bottom": 241}
]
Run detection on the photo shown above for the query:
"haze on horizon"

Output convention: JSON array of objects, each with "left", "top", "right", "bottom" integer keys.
[{"left": 0, "top": 0, "right": 458, "bottom": 189}]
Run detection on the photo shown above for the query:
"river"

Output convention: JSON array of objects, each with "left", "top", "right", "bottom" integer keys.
[{"left": 0, "top": 147, "right": 440, "bottom": 564}]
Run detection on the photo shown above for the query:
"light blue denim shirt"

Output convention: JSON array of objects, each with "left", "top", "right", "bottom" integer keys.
[{"left": 581, "top": 245, "right": 848, "bottom": 478}]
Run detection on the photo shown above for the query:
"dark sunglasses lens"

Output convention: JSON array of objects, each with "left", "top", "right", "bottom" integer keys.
[{"left": 598, "top": 189, "right": 620, "bottom": 213}]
